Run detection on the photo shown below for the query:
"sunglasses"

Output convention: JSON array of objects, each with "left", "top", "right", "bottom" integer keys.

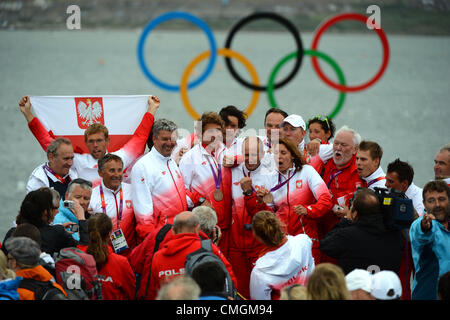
[{"left": 309, "top": 115, "right": 330, "bottom": 131}]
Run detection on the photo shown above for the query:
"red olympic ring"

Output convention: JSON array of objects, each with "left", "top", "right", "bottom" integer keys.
[{"left": 311, "top": 13, "right": 390, "bottom": 93}]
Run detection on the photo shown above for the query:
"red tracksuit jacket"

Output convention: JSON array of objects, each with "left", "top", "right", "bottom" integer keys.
[{"left": 147, "top": 232, "right": 237, "bottom": 300}]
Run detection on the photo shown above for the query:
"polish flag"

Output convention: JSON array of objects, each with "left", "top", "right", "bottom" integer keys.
[{"left": 29, "top": 95, "right": 149, "bottom": 153}]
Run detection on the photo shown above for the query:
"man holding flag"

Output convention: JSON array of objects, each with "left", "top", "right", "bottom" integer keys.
[{"left": 18, "top": 95, "right": 160, "bottom": 188}]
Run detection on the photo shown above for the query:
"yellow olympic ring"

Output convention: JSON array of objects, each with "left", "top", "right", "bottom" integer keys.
[{"left": 180, "top": 48, "right": 260, "bottom": 120}]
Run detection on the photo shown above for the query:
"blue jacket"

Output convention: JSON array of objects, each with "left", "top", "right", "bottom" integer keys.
[
  {"left": 53, "top": 201, "right": 80, "bottom": 241},
  {"left": 409, "top": 216, "right": 450, "bottom": 300},
  {"left": 0, "top": 277, "right": 22, "bottom": 300}
]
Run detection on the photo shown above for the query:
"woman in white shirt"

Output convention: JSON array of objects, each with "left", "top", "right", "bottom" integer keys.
[{"left": 249, "top": 210, "right": 315, "bottom": 300}]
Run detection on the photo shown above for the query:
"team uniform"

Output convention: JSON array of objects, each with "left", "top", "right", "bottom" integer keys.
[
  {"left": 228, "top": 157, "right": 275, "bottom": 299},
  {"left": 27, "top": 112, "right": 154, "bottom": 187},
  {"left": 245, "top": 164, "right": 333, "bottom": 264},
  {"left": 249, "top": 234, "right": 315, "bottom": 300},
  {"left": 179, "top": 143, "right": 232, "bottom": 257},
  {"left": 26, "top": 162, "right": 78, "bottom": 199},
  {"left": 130, "top": 147, "right": 190, "bottom": 243},
  {"left": 362, "top": 166, "right": 386, "bottom": 190},
  {"left": 405, "top": 182, "right": 424, "bottom": 216},
  {"left": 148, "top": 232, "right": 237, "bottom": 300},
  {"left": 89, "top": 181, "right": 137, "bottom": 253}
]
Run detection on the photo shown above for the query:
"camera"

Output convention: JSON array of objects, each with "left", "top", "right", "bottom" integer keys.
[
  {"left": 349, "top": 187, "right": 414, "bottom": 230},
  {"left": 373, "top": 187, "right": 414, "bottom": 230},
  {"left": 67, "top": 224, "right": 79, "bottom": 232},
  {"left": 63, "top": 200, "right": 75, "bottom": 209}
]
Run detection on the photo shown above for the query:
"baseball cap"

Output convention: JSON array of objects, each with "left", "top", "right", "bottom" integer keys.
[
  {"left": 281, "top": 115, "right": 306, "bottom": 131},
  {"left": 5, "top": 237, "right": 41, "bottom": 267},
  {"left": 371, "top": 271, "right": 402, "bottom": 300},
  {"left": 345, "top": 269, "right": 372, "bottom": 293}
]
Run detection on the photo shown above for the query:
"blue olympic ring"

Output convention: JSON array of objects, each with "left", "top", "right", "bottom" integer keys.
[{"left": 137, "top": 11, "right": 217, "bottom": 92}]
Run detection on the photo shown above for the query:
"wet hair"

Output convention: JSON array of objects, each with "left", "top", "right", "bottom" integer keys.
[
  {"left": 46, "top": 137, "right": 72, "bottom": 159},
  {"left": 307, "top": 115, "right": 336, "bottom": 140},
  {"left": 359, "top": 140, "right": 383, "bottom": 161},
  {"left": 307, "top": 263, "right": 350, "bottom": 300},
  {"left": 84, "top": 123, "right": 109, "bottom": 142},
  {"left": 386, "top": 158, "right": 414, "bottom": 186},
  {"left": 219, "top": 105, "right": 247, "bottom": 129},
  {"left": 98, "top": 153, "right": 123, "bottom": 172},
  {"left": 87, "top": 213, "right": 113, "bottom": 270},
  {"left": 276, "top": 138, "right": 305, "bottom": 172},
  {"left": 252, "top": 210, "right": 285, "bottom": 247},
  {"left": 423, "top": 180, "right": 450, "bottom": 201},
  {"left": 264, "top": 108, "right": 288, "bottom": 125},
  {"left": 17, "top": 189, "right": 54, "bottom": 227}
]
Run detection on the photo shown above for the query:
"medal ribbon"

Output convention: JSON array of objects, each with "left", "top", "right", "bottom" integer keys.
[
  {"left": 207, "top": 156, "right": 222, "bottom": 190},
  {"left": 366, "top": 176, "right": 386, "bottom": 188},
  {"left": 327, "top": 169, "right": 343, "bottom": 188}
]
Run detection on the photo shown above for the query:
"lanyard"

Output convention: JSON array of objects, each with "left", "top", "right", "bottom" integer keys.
[
  {"left": 100, "top": 184, "right": 123, "bottom": 226},
  {"left": 367, "top": 176, "right": 386, "bottom": 188},
  {"left": 271, "top": 170, "right": 295, "bottom": 193},
  {"left": 207, "top": 156, "right": 222, "bottom": 190},
  {"left": 327, "top": 169, "right": 343, "bottom": 188},
  {"left": 44, "top": 164, "right": 70, "bottom": 184}
]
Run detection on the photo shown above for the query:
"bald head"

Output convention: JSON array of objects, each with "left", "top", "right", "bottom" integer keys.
[
  {"left": 243, "top": 136, "right": 265, "bottom": 171},
  {"left": 173, "top": 211, "right": 200, "bottom": 234}
]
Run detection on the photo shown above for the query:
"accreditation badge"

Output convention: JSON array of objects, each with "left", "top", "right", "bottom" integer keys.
[{"left": 110, "top": 228, "right": 129, "bottom": 253}]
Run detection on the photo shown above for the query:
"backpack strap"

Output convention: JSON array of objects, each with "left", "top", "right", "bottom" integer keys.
[
  {"left": 19, "top": 278, "right": 65, "bottom": 300},
  {"left": 200, "top": 239, "right": 213, "bottom": 252},
  {"left": 140, "top": 224, "right": 173, "bottom": 300}
]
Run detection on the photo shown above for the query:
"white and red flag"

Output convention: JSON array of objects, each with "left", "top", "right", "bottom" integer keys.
[{"left": 29, "top": 95, "right": 149, "bottom": 153}]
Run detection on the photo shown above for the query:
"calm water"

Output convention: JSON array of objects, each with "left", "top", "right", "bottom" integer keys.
[{"left": 1, "top": 29, "right": 449, "bottom": 239}]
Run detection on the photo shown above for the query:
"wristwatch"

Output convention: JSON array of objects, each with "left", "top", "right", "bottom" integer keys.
[{"left": 243, "top": 189, "right": 253, "bottom": 197}]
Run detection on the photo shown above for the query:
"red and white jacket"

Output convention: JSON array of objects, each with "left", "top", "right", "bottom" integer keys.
[
  {"left": 27, "top": 113, "right": 154, "bottom": 187},
  {"left": 245, "top": 164, "right": 333, "bottom": 263},
  {"left": 89, "top": 181, "right": 137, "bottom": 251},
  {"left": 130, "top": 147, "right": 189, "bottom": 243},
  {"left": 362, "top": 166, "right": 386, "bottom": 190},
  {"left": 179, "top": 143, "right": 232, "bottom": 231},
  {"left": 250, "top": 234, "right": 315, "bottom": 300},
  {"left": 230, "top": 157, "right": 275, "bottom": 250}
]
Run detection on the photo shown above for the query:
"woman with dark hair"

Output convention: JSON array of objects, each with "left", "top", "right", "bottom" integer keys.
[
  {"left": 249, "top": 211, "right": 314, "bottom": 300},
  {"left": 2, "top": 188, "right": 88, "bottom": 256},
  {"left": 243, "top": 138, "right": 333, "bottom": 264},
  {"left": 78, "top": 213, "right": 135, "bottom": 300},
  {"left": 307, "top": 115, "right": 336, "bottom": 143}
]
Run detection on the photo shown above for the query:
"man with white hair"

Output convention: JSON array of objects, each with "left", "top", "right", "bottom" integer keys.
[{"left": 320, "top": 125, "right": 363, "bottom": 262}]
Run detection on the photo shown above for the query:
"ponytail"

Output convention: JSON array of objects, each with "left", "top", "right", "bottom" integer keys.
[{"left": 87, "top": 213, "right": 112, "bottom": 270}]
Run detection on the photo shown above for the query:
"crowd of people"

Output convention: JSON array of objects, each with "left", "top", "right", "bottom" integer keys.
[{"left": 0, "top": 95, "right": 449, "bottom": 301}]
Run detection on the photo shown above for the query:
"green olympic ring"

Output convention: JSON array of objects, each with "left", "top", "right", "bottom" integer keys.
[{"left": 267, "top": 49, "right": 346, "bottom": 120}]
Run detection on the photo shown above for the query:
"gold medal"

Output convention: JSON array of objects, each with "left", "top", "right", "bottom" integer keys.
[{"left": 213, "top": 189, "right": 223, "bottom": 202}]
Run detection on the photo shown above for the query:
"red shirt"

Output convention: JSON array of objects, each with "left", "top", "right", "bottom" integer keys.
[{"left": 320, "top": 155, "right": 363, "bottom": 236}]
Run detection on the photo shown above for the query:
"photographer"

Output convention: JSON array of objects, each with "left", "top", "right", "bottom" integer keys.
[
  {"left": 53, "top": 178, "right": 92, "bottom": 241},
  {"left": 320, "top": 188, "right": 404, "bottom": 275}
]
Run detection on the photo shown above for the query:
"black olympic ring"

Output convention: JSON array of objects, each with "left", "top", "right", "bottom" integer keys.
[{"left": 223, "top": 12, "right": 304, "bottom": 92}]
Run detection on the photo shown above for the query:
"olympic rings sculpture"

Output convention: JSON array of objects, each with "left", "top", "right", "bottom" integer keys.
[{"left": 137, "top": 11, "right": 390, "bottom": 120}]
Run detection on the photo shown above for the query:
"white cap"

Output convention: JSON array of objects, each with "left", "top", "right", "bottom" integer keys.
[
  {"left": 371, "top": 271, "right": 402, "bottom": 300},
  {"left": 345, "top": 269, "right": 372, "bottom": 293},
  {"left": 281, "top": 114, "right": 306, "bottom": 130}
]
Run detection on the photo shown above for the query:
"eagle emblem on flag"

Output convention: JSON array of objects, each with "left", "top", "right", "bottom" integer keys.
[{"left": 75, "top": 97, "right": 105, "bottom": 129}]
